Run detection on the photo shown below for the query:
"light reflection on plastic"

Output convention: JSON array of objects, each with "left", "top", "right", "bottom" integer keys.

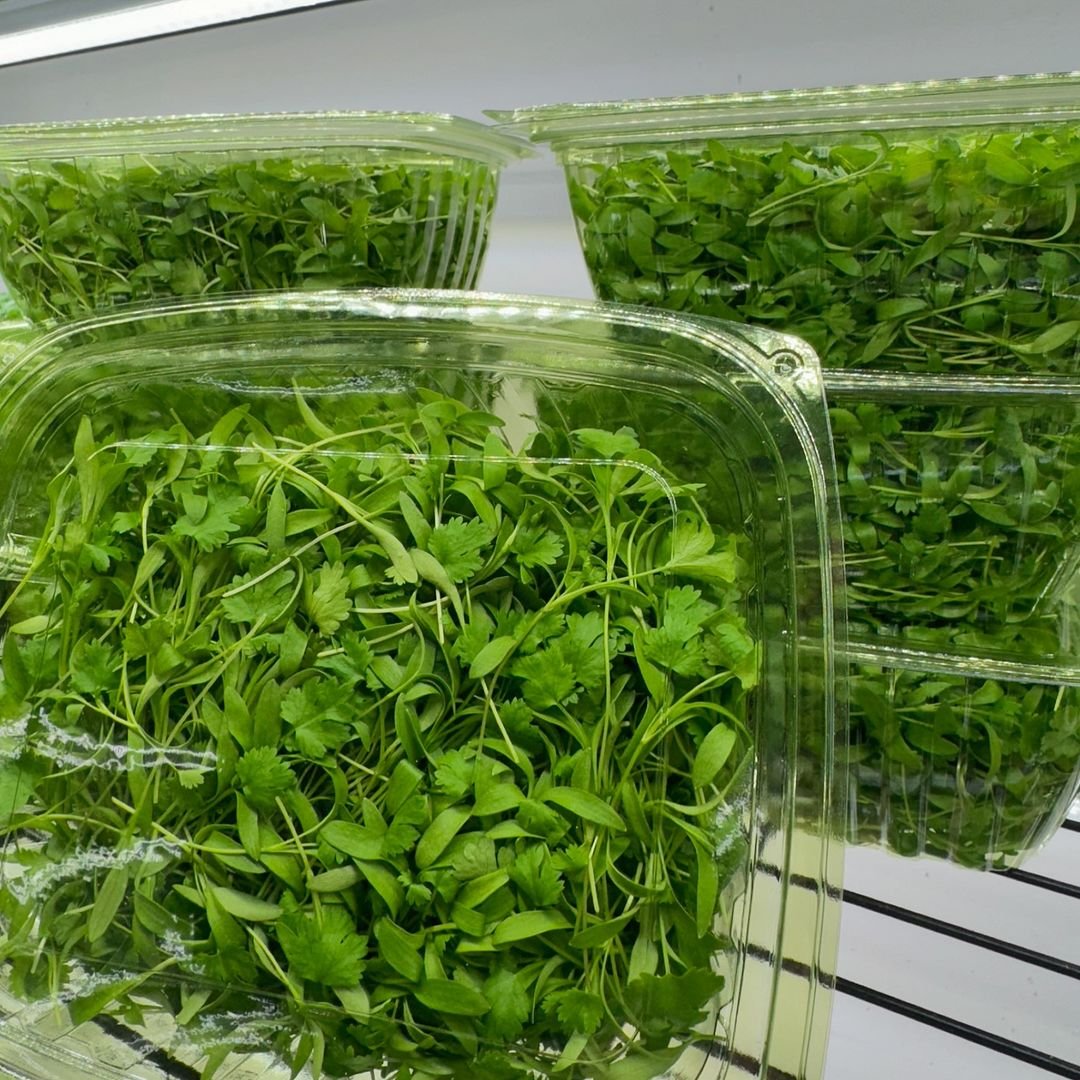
[{"left": 0, "top": 0, "right": 339, "bottom": 67}]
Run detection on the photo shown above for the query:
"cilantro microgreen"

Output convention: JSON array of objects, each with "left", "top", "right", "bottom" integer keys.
[{"left": 0, "top": 389, "right": 755, "bottom": 1079}]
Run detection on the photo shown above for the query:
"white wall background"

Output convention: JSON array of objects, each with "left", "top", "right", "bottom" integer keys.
[{"left": 1, "top": 3, "right": 1079, "bottom": 1077}]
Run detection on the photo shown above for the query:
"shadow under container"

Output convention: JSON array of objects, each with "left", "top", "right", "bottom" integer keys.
[
  {"left": 492, "top": 73, "right": 1080, "bottom": 868},
  {"left": 0, "top": 113, "right": 531, "bottom": 323},
  {"left": 0, "top": 292, "right": 843, "bottom": 1080}
]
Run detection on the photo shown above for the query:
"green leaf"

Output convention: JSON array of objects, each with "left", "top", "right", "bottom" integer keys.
[
  {"left": 1018, "top": 320, "right": 1080, "bottom": 356},
  {"left": 221, "top": 567, "right": 296, "bottom": 625},
  {"left": 512, "top": 527, "right": 564, "bottom": 569},
  {"left": 691, "top": 725, "right": 738, "bottom": 788},
  {"left": 410, "top": 548, "right": 465, "bottom": 620},
  {"left": 570, "top": 911, "right": 636, "bottom": 949},
  {"left": 469, "top": 636, "right": 517, "bottom": 679},
  {"left": 69, "top": 640, "right": 119, "bottom": 694},
  {"left": 397, "top": 492, "right": 433, "bottom": 547},
  {"left": 87, "top": 864, "right": 128, "bottom": 943},
  {"left": 415, "top": 806, "right": 471, "bottom": 868},
  {"left": 457, "top": 869, "right": 510, "bottom": 910},
  {"left": 279, "top": 905, "right": 367, "bottom": 986},
  {"left": 491, "top": 909, "right": 571, "bottom": 946},
  {"left": 309, "top": 866, "right": 362, "bottom": 893},
  {"left": 237, "top": 794, "right": 261, "bottom": 859},
  {"left": 548, "top": 988, "right": 605, "bottom": 1035},
  {"left": 172, "top": 490, "right": 247, "bottom": 551},
  {"left": 427, "top": 517, "right": 494, "bottom": 581},
  {"left": 355, "top": 859, "right": 405, "bottom": 917},
  {"left": 543, "top": 787, "right": 626, "bottom": 831},
  {"left": 306, "top": 561, "right": 352, "bottom": 635},
  {"left": 625, "top": 968, "right": 725, "bottom": 1038},
  {"left": 573, "top": 427, "right": 639, "bottom": 457},
  {"left": 235, "top": 747, "right": 295, "bottom": 812},
  {"left": 69, "top": 975, "right": 145, "bottom": 1026},
  {"left": 507, "top": 845, "right": 564, "bottom": 907},
  {"left": 374, "top": 918, "right": 423, "bottom": 982},
  {"left": 9, "top": 615, "right": 51, "bottom": 636},
  {"left": 695, "top": 843, "right": 720, "bottom": 938},
  {"left": 512, "top": 648, "right": 577, "bottom": 708},
  {"left": 414, "top": 978, "right": 491, "bottom": 1017},
  {"left": 209, "top": 886, "right": 282, "bottom": 922},
  {"left": 321, "top": 820, "right": 385, "bottom": 861},
  {"left": 281, "top": 677, "right": 354, "bottom": 760},
  {"left": 483, "top": 969, "right": 531, "bottom": 1039},
  {"left": 0, "top": 761, "right": 38, "bottom": 825}
]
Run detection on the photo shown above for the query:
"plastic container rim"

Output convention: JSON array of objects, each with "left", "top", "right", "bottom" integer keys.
[
  {"left": 487, "top": 71, "right": 1080, "bottom": 148},
  {"left": 0, "top": 111, "right": 534, "bottom": 165},
  {"left": 0, "top": 288, "right": 826, "bottom": 393},
  {"left": 845, "top": 636, "right": 1080, "bottom": 686}
]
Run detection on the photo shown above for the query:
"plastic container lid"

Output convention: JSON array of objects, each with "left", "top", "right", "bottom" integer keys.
[
  {"left": 0, "top": 111, "right": 533, "bottom": 165},
  {"left": 488, "top": 72, "right": 1080, "bottom": 147},
  {"left": 0, "top": 291, "right": 843, "bottom": 1080}
]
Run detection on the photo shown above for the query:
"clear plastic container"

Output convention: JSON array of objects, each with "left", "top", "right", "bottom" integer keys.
[
  {"left": 492, "top": 74, "right": 1080, "bottom": 867},
  {"left": 825, "top": 372, "right": 1080, "bottom": 643},
  {"left": 824, "top": 371, "right": 1080, "bottom": 866},
  {"left": 0, "top": 113, "right": 531, "bottom": 323},
  {"left": 847, "top": 641, "right": 1080, "bottom": 869},
  {"left": 0, "top": 292, "right": 843, "bottom": 1080},
  {"left": 489, "top": 73, "right": 1080, "bottom": 367}
]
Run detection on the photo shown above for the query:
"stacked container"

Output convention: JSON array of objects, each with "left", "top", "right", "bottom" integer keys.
[
  {"left": 0, "top": 292, "right": 844, "bottom": 1079},
  {"left": 493, "top": 72, "right": 1080, "bottom": 868}
]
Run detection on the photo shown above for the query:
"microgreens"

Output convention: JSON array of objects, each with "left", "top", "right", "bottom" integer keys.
[
  {"left": 0, "top": 153, "right": 497, "bottom": 322},
  {"left": 566, "top": 124, "right": 1080, "bottom": 864},
  {"left": 0, "top": 387, "right": 755, "bottom": 1078}
]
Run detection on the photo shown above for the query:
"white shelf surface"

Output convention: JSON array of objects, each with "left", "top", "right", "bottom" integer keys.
[{"left": 830, "top": 825, "right": 1080, "bottom": 1080}]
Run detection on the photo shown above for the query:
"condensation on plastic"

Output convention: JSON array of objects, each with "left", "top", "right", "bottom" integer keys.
[
  {"left": 0, "top": 291, "right": 843, "bottom": 1080},
  {"left": 490, "top": 76, "right": 1080, "bottom": 870},
  {"left": 0, "top": 113, "right": 532, "bottom": 323}
]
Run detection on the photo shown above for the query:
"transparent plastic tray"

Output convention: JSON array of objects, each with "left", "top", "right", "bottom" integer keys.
[
  {"left": 0, "top": 113, "right": 530, "bottom": 323},
  {"left": 846, "top": 640, "right": 1080, "bottom": 870},
  {"left": 0, "top": 292, "right": 843, "bottom": 1080},
  {"left": 492, "top": 73, "right": 1080, "bottom": 867}
]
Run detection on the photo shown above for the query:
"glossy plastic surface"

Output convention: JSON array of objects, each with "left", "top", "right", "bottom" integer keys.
[
  {"left": 493, "top": 74, "right": 1080, "bottom": 869},
  {"left": 0, "top": 113, "right": 531, "bottom": 322},
  {"left": 0, "top": 292, "right": 843, "bottom": 1080}
]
